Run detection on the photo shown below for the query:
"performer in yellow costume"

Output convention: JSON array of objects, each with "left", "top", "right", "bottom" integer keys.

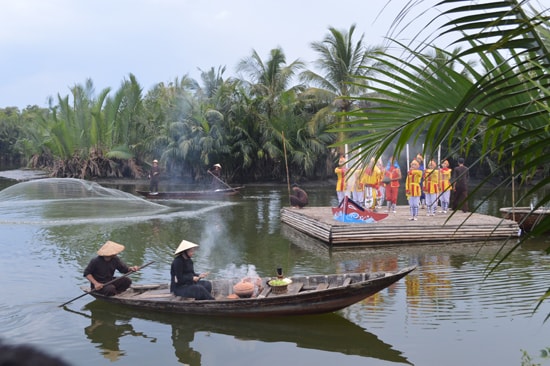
[
  {"left": 423, "top": 159, "right": 440, "bottom": 216},
  {"left": 439, "top": 160, "right": 452, "bottom": 213},
  {"left": 334, "top": 155, "right": 349, "bottom": 204},
  {"left": 405, "top": 159, "right": 423, "bottom": 220},
  {"left": 360, "top": 158, "right": 382, "bottom": 209}
]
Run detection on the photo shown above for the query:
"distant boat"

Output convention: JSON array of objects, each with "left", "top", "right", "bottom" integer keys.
[
  {"left": 82, "top": 266, "right": 415, "bottom": 317},
  {"left": 136, "top": 186, "right": 244, "bottom": 199},
  {"left": 332, "top": 196, "right": 388, "bottom": 223},
  {"left": 499, "top": 206, "right": 550, "bottom": 232}
]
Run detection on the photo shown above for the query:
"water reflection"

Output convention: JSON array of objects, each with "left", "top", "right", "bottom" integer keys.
[
  {"left": 2, "top": 176, "right": 550, "bottom": 366},
  {"left": 284, "top": 222, "right": 550, "bottom": 325},
  {"left": 63, "top": 304, "right": 157, "bottom": 363},
  {"left": 75, "top": 300, "right": 411, "bottom": 365}
]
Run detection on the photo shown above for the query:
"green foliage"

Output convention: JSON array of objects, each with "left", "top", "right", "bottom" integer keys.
[{"left": 336, "top": 0, "right": 550, "bottom": 317}]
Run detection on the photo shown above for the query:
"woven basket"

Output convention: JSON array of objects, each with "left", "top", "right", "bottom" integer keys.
[{"left": 270, "top": 283, "right": 288, "bottom": 295}]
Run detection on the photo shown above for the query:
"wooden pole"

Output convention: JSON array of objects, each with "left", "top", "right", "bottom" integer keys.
[
  {"left": 282, "top": 132, "right": 291, "bottom": 205},
  {"left": 207, "top": 170, "right": 242, "bottom": 195},
  {"left": 511, "top": 156, "right": 515, "bottom": 222}
]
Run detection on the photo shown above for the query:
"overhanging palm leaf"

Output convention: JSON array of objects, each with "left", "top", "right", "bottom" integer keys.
[{"left": 340, "top": 0, "right": 549, "bottom": 315}]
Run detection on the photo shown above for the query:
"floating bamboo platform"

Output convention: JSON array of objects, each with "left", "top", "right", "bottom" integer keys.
[{"left": 280, "top": 206, "right": 520, "bottom": 247}]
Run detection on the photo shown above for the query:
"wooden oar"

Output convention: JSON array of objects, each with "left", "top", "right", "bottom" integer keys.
[
  {"left": 207, "top": 170, "right": 242, "bottom": 195},
  {"left": 59, "top": 260, "right": 155, "bottom": 307}
]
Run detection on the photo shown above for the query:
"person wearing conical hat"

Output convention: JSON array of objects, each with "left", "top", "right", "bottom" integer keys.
[
  {"left": 208, "top": 163, "right": 223, "bottom": 189},
  {"left": 148, "top": 159, "right": 161, "bottom": 194},
  {"left": 83, "top": 240, "right": 139, "bottom": 296},
  {"left": 170, "top": 240, "right": 214, "bottom": 300}
]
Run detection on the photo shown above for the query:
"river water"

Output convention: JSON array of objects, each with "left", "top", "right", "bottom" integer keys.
[{"left": 0, "top": 175, "right": 549, "bottom": 366}]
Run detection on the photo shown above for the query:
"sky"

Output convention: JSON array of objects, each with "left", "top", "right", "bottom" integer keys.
[{"left": 0, "top": 1, "right": 449, "bottom": 109}]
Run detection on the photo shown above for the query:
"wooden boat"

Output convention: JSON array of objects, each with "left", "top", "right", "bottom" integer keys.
[
  {"left": 332, "top": 196, "right": 388, "bottom": 223},
  {"left": 136, "top": 186, "right": 244, "bottom": 199},
  {"left": 83, "top": 266, "right": 415, "bottom": 317},
  {"left": 499, "top": 206, "right": 550, "bottom": 232}
]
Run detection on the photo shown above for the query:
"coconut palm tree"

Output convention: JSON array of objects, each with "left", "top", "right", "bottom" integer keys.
[
  {"left": 300, "top": 24, "right": 385, "bottom": 156},
  {"left": 338, "top": 0, "right": 549, "bottom": 315},
  {"left": 236, "top": 47, "right": 308, "bottom": 180}
]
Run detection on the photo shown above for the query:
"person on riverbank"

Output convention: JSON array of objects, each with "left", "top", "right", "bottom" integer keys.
[
  {"left": 290, "top": 183, "right": 309, "bottom": 208},
  {"left": 170, "top": 240, "right": 214, "bottom": 300},
  {"left": 384, "top": 156, "right": 402, "bottom": 213},
  {"left": 148, "top": 159, "right": 160, "bottom": 194},
  {"left": 406, "top": 159, "right": 423, "bottom": 220},
  {"left": 83, "top": 241, "right": 139, "bottom": 296},
  {"left": 439, "top": 159, "right": 452, "bottom": 213},
  {"left": 423, "top": 159, "right": 439, "bottom": 216},
  {"left": 452, "top": 157, "right": 469, "bottom": 212}
]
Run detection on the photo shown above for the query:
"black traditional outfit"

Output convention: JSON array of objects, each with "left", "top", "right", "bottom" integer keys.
[
  {"left": 83, "top": 255, "right": 132, "bottom": 296},
  {"left": 170, "top": 249, "right": 213, "bottom": 300}
]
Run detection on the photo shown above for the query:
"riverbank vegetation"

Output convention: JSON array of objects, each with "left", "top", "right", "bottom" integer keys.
[
  {"left": 0, "top": 28, "right": 378, "bottom": 184},
  {"left": 1, "top": 1, "right": 546, "bottom": 189},
  {"left": 0, "top": 1, "right": 548, "bottom": 213}
]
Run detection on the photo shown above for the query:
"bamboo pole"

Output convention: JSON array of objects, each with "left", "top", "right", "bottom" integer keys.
[{"left": 282, "top": 131, "right": 291, "bottom": 206}]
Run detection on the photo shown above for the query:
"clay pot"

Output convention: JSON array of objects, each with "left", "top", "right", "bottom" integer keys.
[{"left": 233, "top": 281, "right": 254, "bottom": 298}]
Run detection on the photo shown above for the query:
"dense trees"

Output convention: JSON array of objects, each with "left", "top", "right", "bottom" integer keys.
[
  {"left": 0, "top": 1, "right": 548, "bottom": 196},
  {"left": 0, "top": 42, "right": 347, "bottom": 183}
]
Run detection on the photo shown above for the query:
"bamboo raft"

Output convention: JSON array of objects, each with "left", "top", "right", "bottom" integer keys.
[{"left": 281, "top": 205, "right": 520, "bottom": 247}]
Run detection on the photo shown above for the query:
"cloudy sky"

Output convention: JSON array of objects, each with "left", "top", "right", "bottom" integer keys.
[{"left": 0, "top": 0, "right": 445, "bottom": 109}]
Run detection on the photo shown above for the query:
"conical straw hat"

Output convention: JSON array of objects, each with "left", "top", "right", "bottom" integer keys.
[
  {"left": 97, "top": 240, "right": 125, "bottom": 256},
  {"left": 174, "top": 240, "right": 198, "bottom": 256}
]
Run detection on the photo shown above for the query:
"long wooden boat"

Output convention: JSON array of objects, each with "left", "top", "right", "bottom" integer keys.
[
  {"left": 499, "top": 206, "right": 550, "bottom": 232},
  {"left": 332, "top": 196, "right": 388, "bottom": 223},
  {"left": 136, "top": 186, "right": 244, "bottom": 199},
  {"left": 83, "top": 266, "right": 415, "bottom": 317}
]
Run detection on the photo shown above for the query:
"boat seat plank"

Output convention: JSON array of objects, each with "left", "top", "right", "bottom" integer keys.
[
  {"left": 287, "top": 282, "right": 304, "bottom": 295},
  {"left": 257, "top": 286, "right": 272, "bottom": 298},
  {"left": 135, "top": 292, "right": 174, "bottom": 299},
  {"left": 131, "top": 284, "right": 164, "bottom": 290},
  {"left": 315, "top": 283, "right": 329, "bottom": 291}
]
